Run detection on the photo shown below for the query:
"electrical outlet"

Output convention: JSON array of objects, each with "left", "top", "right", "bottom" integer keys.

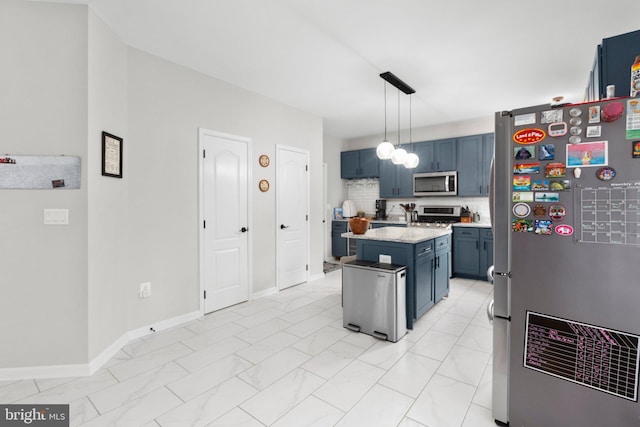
[
  {"left": 139, "top": 282, "right": 151, "bottom": 298},
  {"left": 379, "top": 254, "right": 392, "bottom": 264}
]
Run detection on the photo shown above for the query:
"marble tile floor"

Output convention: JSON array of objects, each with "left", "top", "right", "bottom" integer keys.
[{"left": 1, "top": 271, "right": 496, "bottom": 427}]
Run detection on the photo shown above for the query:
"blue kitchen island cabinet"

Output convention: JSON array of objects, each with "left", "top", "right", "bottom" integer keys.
[{"left": 343, "top": 227, "right": 451, "bottom": 330}]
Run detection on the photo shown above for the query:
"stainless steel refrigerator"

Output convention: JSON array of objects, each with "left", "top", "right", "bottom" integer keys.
[{"left": 491, "top": 98, "right": 640, "bottom": 426}]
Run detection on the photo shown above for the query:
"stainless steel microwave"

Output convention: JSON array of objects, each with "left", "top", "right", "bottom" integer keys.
[{"left": 413, "top": 171, "right": 457, "bottom": 196}]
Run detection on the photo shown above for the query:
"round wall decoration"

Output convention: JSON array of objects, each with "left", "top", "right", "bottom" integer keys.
[
  {"left": 259, "top": 154, "right": 270, "bottom": 167},
  {"left": 259, "top": 179, "right": 270, "bottom": 192}
]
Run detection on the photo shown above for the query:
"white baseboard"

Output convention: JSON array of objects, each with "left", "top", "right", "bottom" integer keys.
[
  {"left": 308, "top": 272, "right": 325, "bottom": 282},
  {"left": 251, "top": 286, "right": 278, "bottom": 299},
  {"left": 0, "top": 310, "right": 202, "bottom": 381}
]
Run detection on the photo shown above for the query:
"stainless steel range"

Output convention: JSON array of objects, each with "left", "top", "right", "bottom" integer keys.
[{"left": 414, "top": 205, "right": 461, "bottom": 227}]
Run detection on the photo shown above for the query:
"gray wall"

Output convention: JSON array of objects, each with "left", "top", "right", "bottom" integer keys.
[
  {"left": 0, "top": 0, "right": 89, "bottom": 367},
  {"left": 1, "top": 0, "right": 324, "bottom": 371}
]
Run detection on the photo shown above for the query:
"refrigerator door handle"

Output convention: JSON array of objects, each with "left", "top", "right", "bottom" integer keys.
[{"left": 486, "top": 300, "right": 494, "bottom": 323}]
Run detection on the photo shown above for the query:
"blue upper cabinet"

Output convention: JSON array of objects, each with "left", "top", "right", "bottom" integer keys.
[
  {"left": 414, "top": 139, "right": 456, "bottom": 173},
  {"left": 457, "top": 133, "right": 494, "bottom": 196},
  {"left": 341, "top": 148, "right": 379, "bottom": 179},
  {"left": 379, "top": 158, "right": 414, "bottom": 198}
]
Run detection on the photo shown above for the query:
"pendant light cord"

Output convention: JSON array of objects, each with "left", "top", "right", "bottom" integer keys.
[
  {"left": 397, "top": 89, "right": 401, "bottom": 148},
  {"left": 383, "top": 82, "right": 387, "bottom": 140}
]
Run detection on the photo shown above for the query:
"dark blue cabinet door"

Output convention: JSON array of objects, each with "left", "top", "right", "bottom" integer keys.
[
  {"left": 456, "top": 135, "right": 483, "bottom": 196},
  {"left": 396, "top": 165, "right": 414, "bottom": 198},
  {"left": 479, "top": 228, "right": 494, "bottom": 280},
  {"left": 434, "top": 139, "right": 457, "bottom": 171},
  {"left": 601, "top": 30, "right": 640, "bottom": 99},
  {"left": 415, "top": 253, "right": 435, "bottom": 318},
  {"left": 434, "top": 249, "right": 449, "bottom": 302},
  {"left": 379, "top": 159, "right": 397, "bottom": 198},
  {"left": 359, "top": 148, "right": 379, "bottom": 177},
  {"left": 340, "top": 151, "right": 360, "bottom": 179},
  {"left": 414, "top": 142, "right": 434, "bottom": 173}
]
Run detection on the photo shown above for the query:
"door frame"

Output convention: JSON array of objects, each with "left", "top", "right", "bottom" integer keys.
[
  {"left": 275, "top": 144, "right": 310, "bottom": 290},
  {"left": 198, "top": 128, "right": 253, "bottom": 315}
]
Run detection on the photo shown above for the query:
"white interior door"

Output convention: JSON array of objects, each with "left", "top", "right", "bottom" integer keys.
[
  {"left": 200, "top": 129, "right": 250, "bottom": 313},
  {"left": 276, "top": 145, "right": 309, "bottom": 290}
]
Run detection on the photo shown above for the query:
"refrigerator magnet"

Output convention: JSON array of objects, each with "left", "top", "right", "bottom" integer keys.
[
  {"left": 531, "top": 180, "right": 549, "bottom": 191},
  {"left": 534, "top": 220, "right": 553, "bottom": 235},
  {"left": 548, "top": 204, "right": 566, "bottom": 221},
  {"left": 513, "top": 192, "right": 534, "bottom": 202},
  {"left": 632, "top": 141, "right": 640, "bottom": 158},
  {"left": 601, "top": 102, "right": 624, "bottom": 122},
  {"left": 514, "top": 162, "right": 540, "bottom": 174},
  {"left": 545, "top": 163, "right": 566, "bottom": 177},
  {"left": 541, "top": 109, "right": 563, "bottom": 124},
  {"left": 513, "top": 203, "right": 531, "bottom": 218},
  {"left": 586, "top": 126, "right": 602, "bottom": 138},
  {"left": 555, "top": 224, "right": 574, "bottom": 236},
  {"left": 538, "top": 144, "right": 555, "bottom": 160},
  {"left": 533, "top": 204, "right": 547, "bottom": 217},
  {"left": 596, "top": 167, "right": 616, "bottom": 181},
  {"left": 547, "top": 122, "right": 567, "bottom": 137},
  {"left": 588, "top": 105, "right": 601, "bottom": 123},
  {"left": 534, "top": 192, "right": 559, "bottom": 202},
  {"left": 515, "top": 146, "right": 535, "bottom": 160},
  {"left": 513, "top": 219, "right": 533, "bottom": 233},
  {"left": 513, "top": 128, "right": 546, "bottom": 144},
  {"left": 513, "top": 175, "right": 531, "bottom": 191},
  {"left": 549, "top": 180, "right": 571, "bottom": 191}
]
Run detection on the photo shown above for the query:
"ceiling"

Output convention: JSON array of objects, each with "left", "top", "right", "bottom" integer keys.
[{"left": 39, "top": 0, "right": 640, "bottom": 139}]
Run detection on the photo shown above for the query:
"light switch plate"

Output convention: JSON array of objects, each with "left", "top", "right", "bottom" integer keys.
[
  {"left": 379, "top": 254, "right": 392, "bottom": 264},
  {"left": 44, "top": 209, "right": 69, "bottom": 225}
]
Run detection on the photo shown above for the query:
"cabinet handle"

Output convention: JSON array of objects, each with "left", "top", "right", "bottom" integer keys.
[
  {"left": 437, "top": 161, "right": 440, "bottom": 170},
  {"left": 484, "top": 242, "right": 487, "bottom": 250},
  {"left": 476, "top": 241, "right": 479, "bottom": 249}
]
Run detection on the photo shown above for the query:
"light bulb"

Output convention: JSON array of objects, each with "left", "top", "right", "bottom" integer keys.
[
  {"left": 376, "top": 140, "right": 395, "bottom": 159},
  {"left": 391, "top": 147, "right": 407, "bottom": 165},
  {"left": 404, "top": 152, "right": 419, "bottom": 168}
]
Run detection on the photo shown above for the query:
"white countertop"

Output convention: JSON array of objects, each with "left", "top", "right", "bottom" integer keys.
[
  {"left": 452, "top": 222, "right": 492, "bottom": 228},
  {"left": 341, "top": 226, "right": 451, "bottom": 244}
]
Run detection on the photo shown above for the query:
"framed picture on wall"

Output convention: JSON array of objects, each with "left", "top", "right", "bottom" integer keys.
[{"left": 102, "top": 131, "right": 123, "bottom": 178}]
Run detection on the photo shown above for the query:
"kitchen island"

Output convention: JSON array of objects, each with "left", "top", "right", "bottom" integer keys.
[{"left": 342, "top": 226, "right": 451, "bottom": 329}]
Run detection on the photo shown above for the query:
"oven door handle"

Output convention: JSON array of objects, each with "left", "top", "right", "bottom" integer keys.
[{"left": 445, "top": 176, "right": 449, "bottom": 192}]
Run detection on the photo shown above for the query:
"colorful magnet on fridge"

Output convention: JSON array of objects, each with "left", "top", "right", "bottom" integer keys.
[
  {"left": 555, "top": 224, "right": 574, "bottom": 236},
  {"left": 545, "top": 163, "right": 565, "bottom": 178},
  {"left": 514, "top": 162, "right": 540, "bottom": 174},
  {"left": 531, "top": 180, "right": 549, "bottom": 191},
  {"left": 534, "top": 220, "right": 553, "bottom": 235},
  {"left": 533, "top": 204, "right": 547, "bottom": 217},
  {"left": 601, "top": 102, "right": 624, "bottom": 122},
  {"left": 548, "top": 122, "right": 567, "bottom": 137},
  {"left": 538, "top": 144, "right": 555, "bottom": 160},
  {"left": 513, "top": 219, "right": 533, "bottom": 233},
  {"left": 588, "top": 106, "right": 601, "bottom": 123},
  {"left": 548, "top": 204, "right": 566, "bottom": 221},
  {"left": 596, "top": 167, "right": 616, "bottom": 181},
  {"left": 513, "top": 175, "right": 531, "bottom": 191},
  {"left": 513, "top": 192, "right": 534, "bottom": 202},
  {"left": 515, "top": 146, "right": 535, "bottom": 160},
  {"left": 513, "top": 203, "right": 531, "bottom": 218},
  {"left": 513, "top": 128, "right": 546, "bottom": 144},
  {"left": 633, "top": 141, "right": 640, "bottom": 158},
  {"left": 534, "top": 192, "right": 559, "bottom": 202},
  {"left": 549, "top": 180, "right": 571, "bottom": 191}
]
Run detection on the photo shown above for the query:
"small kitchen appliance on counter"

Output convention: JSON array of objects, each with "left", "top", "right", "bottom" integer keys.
[
  {"left": 375, "top": 199, "right": 387, "bottom": 219},
  {"left": 416, "top": 205, "right": 462, "bottom": 226},
  {"left": 341, "top": 199, "right": 357, "bottom": 218}
]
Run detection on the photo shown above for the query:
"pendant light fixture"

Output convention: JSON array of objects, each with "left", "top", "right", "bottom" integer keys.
[
  {"left": 404, "top": 94, "right": 419, "bottom": 168},
  {"left": 391, "top": 88, "right": 407, "bottom": 165},
  {"left": 376, "top": 80, "right": 394, "bottom": 159},
  {"left": 377, "top": 72, "right": 416, "bottom": 166}
]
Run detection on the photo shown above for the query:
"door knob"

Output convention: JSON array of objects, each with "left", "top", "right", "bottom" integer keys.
[
  {"left": 240, "top": 227, "right": 248, "bottom": 233},
  {"left": 280, "top": 224, "right": 289, "bottom": 229}
]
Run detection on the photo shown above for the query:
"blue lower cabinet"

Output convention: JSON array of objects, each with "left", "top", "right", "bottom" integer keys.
[
  {"left": 356, "top": 236, "right": 450, "bottom": 329},
  {"left": 452, "top": 227, "right": 492, "bottom": 280},
  {"left": 331, "top": 221, "right": 348, "bottom": 257}
]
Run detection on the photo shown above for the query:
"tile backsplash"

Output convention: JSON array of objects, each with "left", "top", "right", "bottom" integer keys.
[{"left": 342, "top": 178, "right": 490, "bottom": 221}]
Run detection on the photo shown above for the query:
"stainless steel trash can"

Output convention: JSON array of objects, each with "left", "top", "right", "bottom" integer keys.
[{"left": 342, "top": 260, "right": 407, "bottom": 342}]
